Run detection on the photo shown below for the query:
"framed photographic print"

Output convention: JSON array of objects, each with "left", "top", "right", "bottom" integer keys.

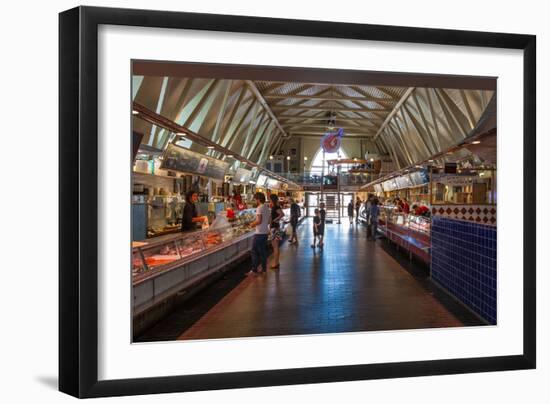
[{"left": 59, "top": 6, "right": 536, "bottom": 398}]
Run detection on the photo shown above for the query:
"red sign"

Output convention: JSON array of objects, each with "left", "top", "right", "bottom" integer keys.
[{"left": 321, "top": 128, "right": 344, "bottom": 153}]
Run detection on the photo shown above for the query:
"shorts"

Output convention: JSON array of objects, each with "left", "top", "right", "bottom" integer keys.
[{"left": 270, "top": 227, "right": 284, "bottom": 241}]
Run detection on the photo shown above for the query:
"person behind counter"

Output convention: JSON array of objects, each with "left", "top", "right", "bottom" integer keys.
[
  {"left": 402, "top": 198, "right": 410, "bottom": 214},
  {"left": 248, "top": 192, "right": 270, "bottom": 275},
  {"left": 412, "top": 204, "right": 430, "bottom": 217},
  {"left": 181, "top": 190, "right": 206, "bottom": 232},
  {"left": 232, "top": 189, "right": 244, "bottom": 210}
]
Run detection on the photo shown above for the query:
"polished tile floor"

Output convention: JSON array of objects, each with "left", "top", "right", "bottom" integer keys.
[{"left": 137, "top": 219, "right": 484, "bottom": 342}]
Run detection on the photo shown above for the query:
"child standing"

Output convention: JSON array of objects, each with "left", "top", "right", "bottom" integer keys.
[{"left": 311, "top": 209, "right": 323, "bottom": 249}]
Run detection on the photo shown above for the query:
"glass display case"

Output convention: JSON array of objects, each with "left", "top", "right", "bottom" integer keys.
[
  {"left": 132, "top": 208, "right": 256, "bottom": 282},
  {"left": 378, "top": 205, "right": 431, "bottom": 264},
  {"left": 380, "top": 205, "right": 431, "bottom": 235},
  {"left": 407, "top": 214, "right": 431, "bottom": 234}
]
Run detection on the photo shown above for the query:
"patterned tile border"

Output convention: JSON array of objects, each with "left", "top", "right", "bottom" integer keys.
[{"left": 432, "top": 204, "right": 496, "bottom": 225}]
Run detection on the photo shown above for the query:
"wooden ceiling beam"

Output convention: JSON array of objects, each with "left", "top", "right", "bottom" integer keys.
[
  {"left": 283, "top": 123, "right": 377, "bottom": 131},
  {"left": 265, "top": 94, "right": 396, "bottom": 103},
  {"left": 292, "top": 134, "right": 374, "bottom": 140},
  {"left": 278, "top": 116, "right": 384, "bottom": 123},
  {"left": 271, "top": 106, "right": 390, "bottom": 113}
]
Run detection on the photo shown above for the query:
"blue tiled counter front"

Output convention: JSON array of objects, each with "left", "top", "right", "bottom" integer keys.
[{"left": 430, "top": 216, "right": 497, "bottom": 324}]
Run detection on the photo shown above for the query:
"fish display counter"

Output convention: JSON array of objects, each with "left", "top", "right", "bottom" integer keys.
[
  {"left": 378, "top": 206, "right": 431, "bottom": 264},
  {"left": 132, "top": 208, "right": 256, "bottom": 334}
]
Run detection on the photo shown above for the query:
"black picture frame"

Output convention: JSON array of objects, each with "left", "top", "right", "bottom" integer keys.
[{"left": 59, "top": 6, "right": 536, "bottom": 398}]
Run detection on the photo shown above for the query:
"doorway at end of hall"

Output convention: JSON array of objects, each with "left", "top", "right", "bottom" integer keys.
[{"left": 305, "top": 192, "right": 355, "bottom": 220}]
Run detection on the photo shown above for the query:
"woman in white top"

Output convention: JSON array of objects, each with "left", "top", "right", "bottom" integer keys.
[{"left": 248, "top": 192, "right": 270, "bottom": 275}]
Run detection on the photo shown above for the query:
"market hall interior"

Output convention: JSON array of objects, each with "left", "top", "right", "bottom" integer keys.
[{"left": 131, "top": 61, "right": 497, "bottom": 341}]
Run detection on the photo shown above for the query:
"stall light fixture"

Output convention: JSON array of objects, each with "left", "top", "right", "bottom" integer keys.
[
  {"left": 226, "top": 154, "right": 233, "bottom": 158},
  {"left": 304, "top": 156, "right": 308, "bottom": 161},
  {"left": 132, "top": 110, "right": 139, "bottom": 115},
  {"left": 353, "top": 157, "right": 358, "bottom": 161},
  {"left": 471, "top": 140, "right": 481, "bottom": 145},
  {"left": 269, "top": 155, "right": 274, "bottom": 160},
  {"left": 286, "top": 156, "right": 291, "bottom": 160},
  {"left": 369, "top": 158, "right": 374, "bottom": 162},
  {"left": 207, "top": 146, "right": 215, "bottom": 149}
]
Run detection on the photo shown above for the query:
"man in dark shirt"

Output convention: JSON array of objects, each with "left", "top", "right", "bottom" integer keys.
[
  {"left": 181, "top": 190, "right": 204, "bottom": 231},
  {"left": 368, "top": 198, "right": 380, "bottom": 240},
  {"left": 289, "top": 199, "right": 301, "bottom": 244}
]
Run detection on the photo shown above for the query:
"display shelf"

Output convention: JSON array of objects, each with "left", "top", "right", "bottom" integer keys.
[
  {"left": 378, "top": 206, "right": 431, "bottom": 264},
  {"left": 132, "top": 208, "right": 256, "bottom": 285}
]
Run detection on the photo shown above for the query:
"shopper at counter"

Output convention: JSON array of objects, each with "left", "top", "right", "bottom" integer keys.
[
  {"left": 364, "top": 194, "right": 374, "bottom": 225},
  {"left": 368, "top": 198, "right": 380, "bottom": 240},
  {"left": 347, "top": 201, "right": 354, "bottom": 223},
  {"left": 269, "top": 194, "right": 285, "bottom": 269},
  {"left": 181, "top": 190, "right": 205, "bottom": 232},
  {"left": 248, "top": 192, "right": 270, "bottom": 275}
]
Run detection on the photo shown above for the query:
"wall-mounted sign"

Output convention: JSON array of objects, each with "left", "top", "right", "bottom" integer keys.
[
  {"left": 409, "top": 170, "right": 429, "bottom": 186},
  {"left": 197, "top": 158, "right": 208, "bottom": 174},
  {"left": 266, "top": 178, "right": 279, "bottom": 189},
  {"left": 432, "top": 174, "right": 477, "bottom": 185},
  {"left": 395, "top": 175, "right": 413, "bottom": 189},
  {"left": 161, "top": 143, "right": 229, "bottom": 180},
  {"left": 382, "top": 178, "right": 398, "bottom": 192},
  {"left": 256, "top": 174, "right": 267, "bottom": 187},
  {"left": 234, "top": 167, "right": 252, "bottom": 184}
]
